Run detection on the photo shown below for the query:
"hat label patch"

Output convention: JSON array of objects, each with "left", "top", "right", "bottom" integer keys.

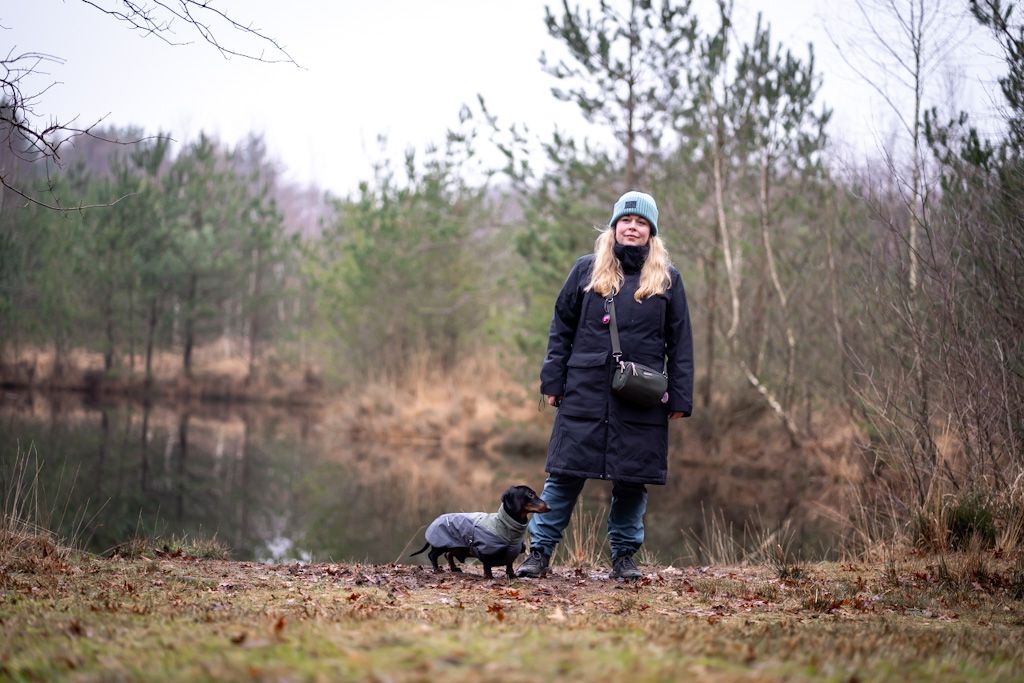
[{"left": 625, "top": 200, "right": 637, "bottom": 209}]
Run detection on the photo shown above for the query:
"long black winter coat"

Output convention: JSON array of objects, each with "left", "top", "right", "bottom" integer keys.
[{"left": 540, "top": 254, "right": 693, "bottom": 485}]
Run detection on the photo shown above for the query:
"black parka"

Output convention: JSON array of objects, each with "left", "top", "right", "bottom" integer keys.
[{"left": 540, "top": 254, "right": 693, "bottom": 485}]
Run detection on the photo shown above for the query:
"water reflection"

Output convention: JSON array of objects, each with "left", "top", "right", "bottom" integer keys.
[
  {"left": 2, "top": 394, "right": 303, "bottom": 560},
  {"left": 0, "top": 391, "right": 839, "bottom": 564}
]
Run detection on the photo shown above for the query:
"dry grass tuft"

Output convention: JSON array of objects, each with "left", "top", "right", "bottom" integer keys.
[
  {"left": 108, "top": 533, "right": 231, "bottom": 561},
  {"left": 1, "top": 455, "right": 74, "bottom": 576},
  {"left": 682, "top": 506, "right": 805, "bottom": 579},
  {"left": 934, "top": 535, "right": 992, "bottom": 590},
  {"left": 554, "top": 498, "right": 610, "bottom": 568},
  {"left": 0, "top": 523, "right": 68, "bottom": 577}
]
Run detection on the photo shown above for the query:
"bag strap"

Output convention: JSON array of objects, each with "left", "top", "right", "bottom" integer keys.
[{"left": 605, "top": 295, "right": 622, "bottom": 363}]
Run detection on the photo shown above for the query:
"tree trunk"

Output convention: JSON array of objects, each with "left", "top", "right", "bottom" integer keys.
[
  {"left": 128, "top": 283, "right": 136, "bottom": 374},
  {"left": 701, "top": 252, "right": 716, "bottom": 408},
  {"left": 740, "top": 358, "right": 802, "bottom": 448},
  {"left": 247, "top": 246, "right": 264, "bottom": 384},
  {"left": 183, "top": 272, "right": 197, "bottom": 378},
  {"left": 758, "top": 149, "right": 797, "bottom": 411},
  {"left": 104, "top": 282, "right": 115, "bottom": 372},
  {"left": 908, "top": 10, "right": 937, "bottom": 482},
  {"left": 750, "top": 278, "right": 768, "bottom": 375},
  {"left": 52, "top": 334, "right": 66, "bottom": 381},
  {"left": 145, "top": 296, "right": 159, "bottom": 387},
  {"left": 711, "top": 114, "right": 740, "bottom": 340},
  {"left": 140, "top": 401, "right": 150, "bottom": 493},
  {"left": 624, "top": 0, "right": 638, "bottom": 188},
  {"left": 103, "top": 270, "right": 115, "bottom": 374},
  {"left": 825, "top": 192, "right": 851, "bottom": 407}
]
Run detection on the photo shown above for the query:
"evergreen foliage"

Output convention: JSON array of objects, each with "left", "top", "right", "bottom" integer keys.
[{"left": 305, "top": 116, "right": 493, "bottom": 375}]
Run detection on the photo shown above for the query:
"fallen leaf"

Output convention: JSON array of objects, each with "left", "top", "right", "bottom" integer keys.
[
  {"left": 486, "top": 603, "right": 506, "bottom": 621},
  {"left": 548, "top": 606, "right": 567, "bottom": 622}
]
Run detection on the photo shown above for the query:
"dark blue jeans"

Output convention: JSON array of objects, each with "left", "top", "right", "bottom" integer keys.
[{"left": 527, "top": 473, "right": 648, "bottom": 559}]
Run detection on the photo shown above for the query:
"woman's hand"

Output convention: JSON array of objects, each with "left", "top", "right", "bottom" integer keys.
[
  {"left": 545, "top": 395, "right": 562, "bottom": 407},
  {"left": 669, "top": 411, "right": 685, "bottom": 419}
]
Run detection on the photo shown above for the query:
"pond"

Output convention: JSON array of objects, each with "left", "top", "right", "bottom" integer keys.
[{"left": 0, "top": 391, "right": 840, "bottom": 566}]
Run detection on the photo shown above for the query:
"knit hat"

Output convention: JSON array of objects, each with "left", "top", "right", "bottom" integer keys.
[{"left": 608, "top": 191, "right": 659, "bottom": 235}]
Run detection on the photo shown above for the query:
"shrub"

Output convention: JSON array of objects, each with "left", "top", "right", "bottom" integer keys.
[{"left": 947, "top": 493, "right": 996, "bottom": 550}]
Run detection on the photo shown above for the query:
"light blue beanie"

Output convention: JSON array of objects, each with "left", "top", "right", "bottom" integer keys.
[{"left": 608, "top": 191, "right": 659, "bottom": 235}]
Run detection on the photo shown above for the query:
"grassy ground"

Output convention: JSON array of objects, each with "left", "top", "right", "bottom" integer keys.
[{"left": 2, "top": 535, "right": 1023, "bottom": 683}]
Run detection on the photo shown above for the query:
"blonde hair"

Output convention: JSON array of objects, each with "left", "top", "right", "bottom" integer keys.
[{"left": 585, "top": 229, "right": 672, "bottom": 301}]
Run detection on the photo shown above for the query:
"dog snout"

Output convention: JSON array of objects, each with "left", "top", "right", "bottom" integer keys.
[{"left": 525, "top": 497, "right": 551, "bottom": 514}]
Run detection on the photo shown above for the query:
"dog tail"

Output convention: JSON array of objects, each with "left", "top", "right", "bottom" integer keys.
[{"left": 409, "top": 541, "right": 430, "bottom": 557}]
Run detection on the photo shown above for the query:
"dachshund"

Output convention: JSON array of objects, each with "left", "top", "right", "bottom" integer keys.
[{"left": 410, "top": 484, "right": 550, "bottom": 579}]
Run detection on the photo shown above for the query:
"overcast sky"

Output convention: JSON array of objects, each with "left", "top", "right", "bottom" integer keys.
[{"left": 3, "top": 0, "right": 1007, "bottom": 196}]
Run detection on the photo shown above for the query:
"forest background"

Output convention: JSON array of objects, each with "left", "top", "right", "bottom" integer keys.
[{"left": 1, "top": 0, "right": 1023, "bottom": 559}]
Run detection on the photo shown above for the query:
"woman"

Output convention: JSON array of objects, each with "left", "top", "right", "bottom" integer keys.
[{"left": 517, "top": 190, "right": 693, "bottom": 580}]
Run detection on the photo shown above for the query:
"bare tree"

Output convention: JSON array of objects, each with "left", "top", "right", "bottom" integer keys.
[
  {"left": 827, "top": 0, "right": 962, "bottom": 293},
  {"left": 0, "top": 1, "right": 299, "bottom": 209},
  {"left": 827, "top": 0, "right": 968, "bottom": 499},
  {"left": 680, "top": 3, "right": 827, "bottom": 446}
]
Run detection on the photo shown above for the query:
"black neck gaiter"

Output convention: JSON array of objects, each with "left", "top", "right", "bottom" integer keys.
[{"left": 613, "top": 242, "right": 650, "bottom": 274}]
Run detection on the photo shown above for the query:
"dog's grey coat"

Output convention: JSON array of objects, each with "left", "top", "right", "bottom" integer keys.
[{"left": 424, "top": 505, "right": 527, "bottom": 562}]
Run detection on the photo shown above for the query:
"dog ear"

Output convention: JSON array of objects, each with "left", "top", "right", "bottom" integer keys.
[{"left": 501, "top": 487, "right": 515, "bottom": 511}]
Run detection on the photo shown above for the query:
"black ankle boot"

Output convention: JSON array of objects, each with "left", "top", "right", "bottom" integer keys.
[
  {"left": 516, "top": 547, "right": 550, "bottom": 578},
  {"left": 609, "top": 552, "right": 642, "bottom": 580}
]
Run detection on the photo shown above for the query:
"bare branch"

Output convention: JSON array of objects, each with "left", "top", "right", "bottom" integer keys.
[
  {"left": 822, "top": 25, "right": 915, "bottom": 138},
  {"left": 80, "top": 0, "right": 301, "bottom": 67},
  {"left": 856, "top": 0, "right": 918, "bottom": 86},
  {"left": 0, "top": 174, "right": 137, "bottom": 211}
]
